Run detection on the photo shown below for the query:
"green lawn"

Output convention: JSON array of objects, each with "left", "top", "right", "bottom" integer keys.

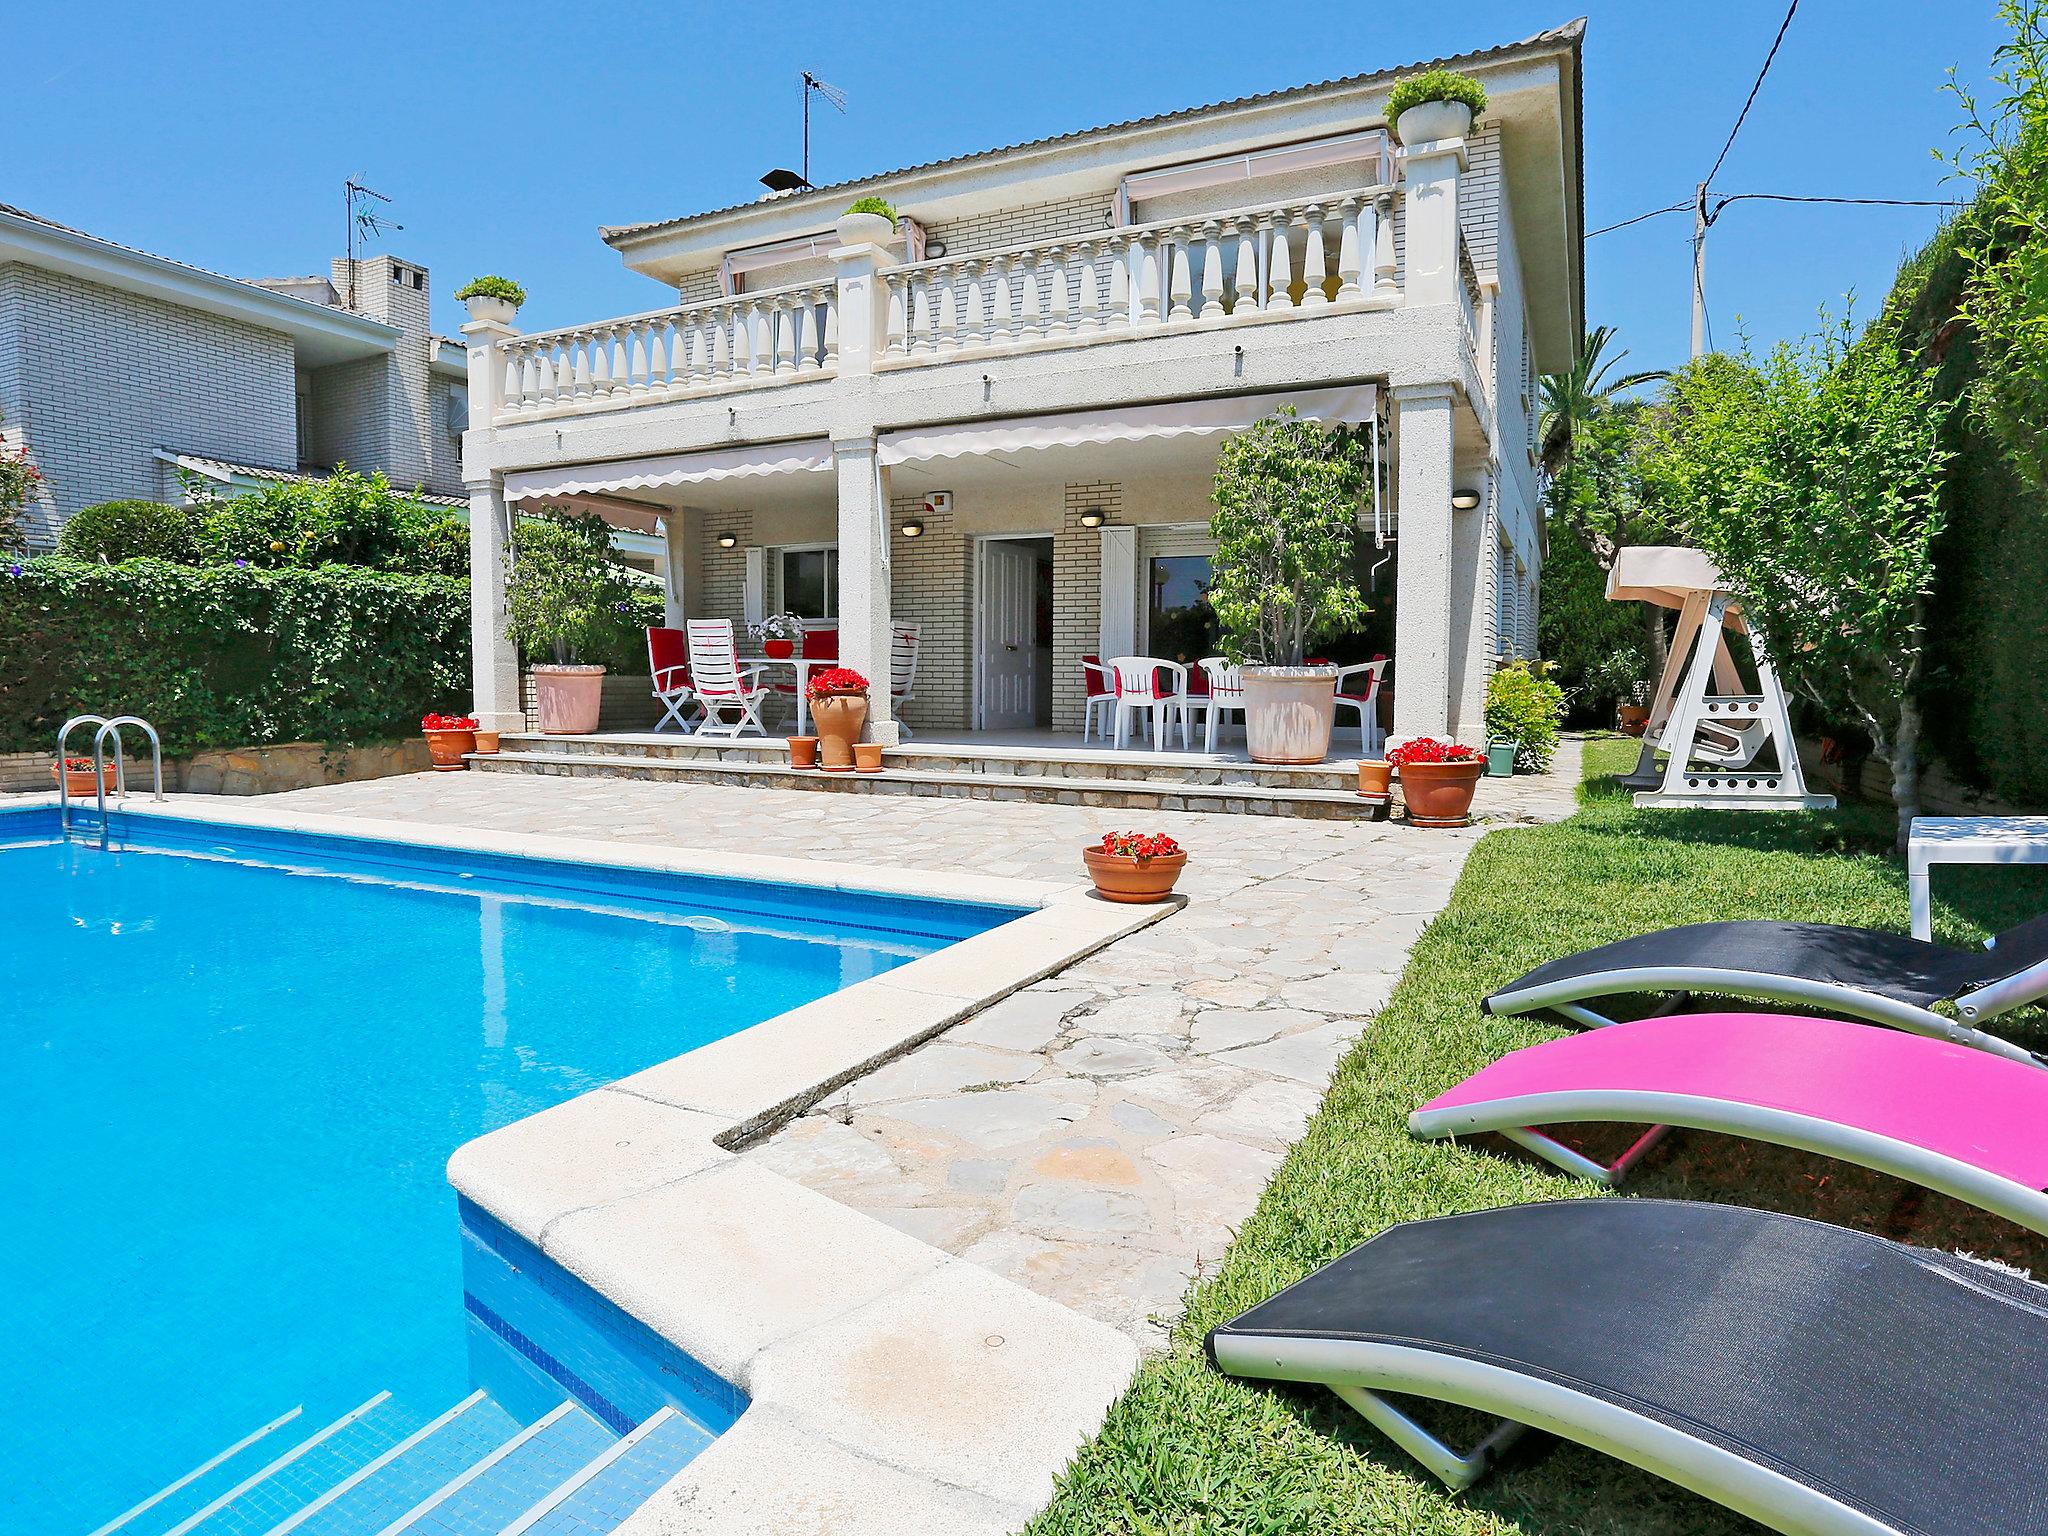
[{"left": 1029, "top": 737, "right": 2048, "bottom": 1536}]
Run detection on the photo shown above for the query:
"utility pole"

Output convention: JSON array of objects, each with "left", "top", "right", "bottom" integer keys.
[{"left": 1690, "top": 180, "right": 1709, "bottom": 359}]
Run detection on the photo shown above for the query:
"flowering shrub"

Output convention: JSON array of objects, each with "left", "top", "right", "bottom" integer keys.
[
  {"left": 1098, "top": 831, "right": 1184, "bottom": 860},
  {"left": 421, "top": 712, "right": 478, "bottom": 732},
  {"left": 57, "top": 757, "right": 109, "bottom": 773},
  {"left": 807, "top": 666, "right": 871, "bottom": 699},
  {"left": 0, "top": 437, "right": 40, "bottom": 558},
  {"left": 1386, "top": 736, "right": 1484, "bottom": 766}
]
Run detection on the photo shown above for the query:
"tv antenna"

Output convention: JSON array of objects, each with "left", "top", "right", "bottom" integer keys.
[
  {"left": 342, "top": 178, "right": 403, "bottom": 309},
  {"left": 759, "top": 72, "right": 848, "bottom": 196}
]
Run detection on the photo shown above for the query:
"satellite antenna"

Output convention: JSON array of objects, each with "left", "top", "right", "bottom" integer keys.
[
  {"left": 343, "top": 178, "right": 402, "bottom": 310},
  {"left": 801, "top": 71, "right": 846, "bottom": 187}
]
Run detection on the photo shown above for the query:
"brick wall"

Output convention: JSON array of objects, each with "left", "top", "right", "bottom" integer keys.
[
  {"left": 889, "top": 492, "right": 971, "bottom": 730},
  {"left": 1053, "top": 483, "right": 1117, "bottom": 733},
  {"left": 0, "top": 261, "right": 298, "bottom": 546},
  {"left": 1460, "top": 126, "right": 1502, "bottom": 278},
  {"left": 697, "top": 508, "right": 755, "bottom": 626},
  {"left": 922, "top": 193, "right": 1114, "bottom": 259},
  {"left": 317, "top": 255, "right": 448, "bottom": 493}
]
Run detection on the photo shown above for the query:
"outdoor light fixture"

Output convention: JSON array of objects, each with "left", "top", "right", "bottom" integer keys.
[
  {"left": 900, "top": 517, "right": 925, "bottom": 538},
  {"left": 1079, "top": 509, "right": 1107, "bottom": 529},
  {"left": 1451, "top": 488, "right": 1482, "bottom": 510},
  {"left": 717, "top": 531, "right": 738, "bottom": 549}
]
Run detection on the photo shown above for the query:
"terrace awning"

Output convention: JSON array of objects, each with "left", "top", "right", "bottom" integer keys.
[
  {"left": 875, "top": 384, "right": 1379, "bottom": 467},
  {"left": 503, "top": 439, "right": 834, "bottom": 502}
]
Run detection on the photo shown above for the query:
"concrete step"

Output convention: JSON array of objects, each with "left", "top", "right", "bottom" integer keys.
[{"left": 471, "top": 747, "right": 1386, "bottom": 821}]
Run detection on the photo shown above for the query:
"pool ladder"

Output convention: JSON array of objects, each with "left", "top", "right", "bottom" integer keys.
[{"left": 57, "top": 714, "right": 165, "bottom": 839}]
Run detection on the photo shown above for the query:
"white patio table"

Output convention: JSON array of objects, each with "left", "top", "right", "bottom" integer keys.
[
  {"left": 1906, "top": 816, "right": 2048, "bottom": 940},
  {"left": 737, "top": 654, "right": 827, "bottom": 734}
]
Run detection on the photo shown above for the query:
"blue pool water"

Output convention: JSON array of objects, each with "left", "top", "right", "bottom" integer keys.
[{"left": 3, "top": 806, "right": 1017, "bottom": 1531}]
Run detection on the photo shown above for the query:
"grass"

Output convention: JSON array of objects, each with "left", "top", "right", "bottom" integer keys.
[{"left": 1028, "top": 737, "right": 2048, "bottom": 1536}]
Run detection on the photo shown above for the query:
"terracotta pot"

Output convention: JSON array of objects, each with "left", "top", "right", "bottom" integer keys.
[
  {"left": 53, "top": 762, "right": 119, "bottom": 798},
  {"left": 1082, "top": 846, "right": 1188, "bottom": 904},
  {"left": 1399, "top": 759, "right": 1484, "bottom": 827},
  {"left": 1241, "top": 666, "right": 1338, "bottom": 763},
  {"left": 764, "top": 638, "right": 796, "bottom": 659},
  {"left": 811, "top": 691, "right": 868, "bottom": 771},
  {"left": 1617, "top": 703, "right": 1650, "bottom": 737},
  {"left": 787, "top": 735, "right": 819, "bottom": 768},
  {"left": 854, "top": 741, "right": 885, "bottom": 772},
  {"left": 1357, "top": 760, "right": 1394, "bottom": 801},
  {"left": 471, "top": 730, "right": 500, "bottom": 755},
  {"left": 423, "top": 729, "right": 476, "bottom": 771},
  {"left": 1395, "top": 98, "right": 1473, "bottom": 147},
  {"left": 533, "top": 664, "right": 605, "bottom": 734}
]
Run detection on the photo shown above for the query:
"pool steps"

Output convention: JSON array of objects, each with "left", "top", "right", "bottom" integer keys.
[{"left": 95, "top": 1391, "right": 706, "bottom": 1536}]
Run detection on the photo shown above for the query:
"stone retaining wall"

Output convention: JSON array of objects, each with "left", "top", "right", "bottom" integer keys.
[{"left": 2, "top": 739, "right": 429, "bottom": 796}]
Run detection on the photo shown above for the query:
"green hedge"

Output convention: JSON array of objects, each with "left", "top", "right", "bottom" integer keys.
[
  {"left": 0, "top": 558, "right": 470, "bottom": 756},
  {"left": 1888, "top": 223, "right": 2048, "bottom": 806}
]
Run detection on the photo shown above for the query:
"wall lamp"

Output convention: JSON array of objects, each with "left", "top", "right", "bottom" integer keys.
[
  {"left": 1450, "top": 488, "right": 1483, "bottom": 511},
  {"left": 716, "top": 531, "right": 738, "bottom": 548},
  {"left": 1078, "top": 509, "right": 1107, "bottom": 529},
  {"left": 899, "top": 517, "right": 925, "bottom": 538}
]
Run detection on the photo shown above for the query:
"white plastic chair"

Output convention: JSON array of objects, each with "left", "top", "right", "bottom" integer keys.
[
  {"left": 1333, "top": 658, "right": 1388, "bottom": 757},
  {"left": 1080, "top": 655, "right": 1117, "bottom": 744},
  {"left": 890, "top": 623, "right": 921, "bottom": 738},
  {"left": 646, "top": 626, "right": 699, "bottom": 733},
  {"left": 1109, "top": 657, "right": 1189, "bottom": 752},
  {"left": 685, "top": 619, "right": 770, "bottom": 738},
  {"left": 1195, "top": 657, "right": 1247, "bottom": 754}
]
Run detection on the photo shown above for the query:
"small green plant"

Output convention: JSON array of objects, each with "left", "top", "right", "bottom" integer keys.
[
  {"left": 56, "top": 500, "right": 196, "bottom": 563},
  {"left": 453, "top": 275, "right": 527, "bottom": 307},
  {"left": 842, "top": 196, "right": 898, "bottom": 222},
  {"left": 509, "top": 508, "right": 654, "bottom": 668},
  {"left": 1386, "top": 69, "right": 1488, "bottom": 132},
  {"left": 1485, "top": 659, "right": 1565, "bottom": 772}
]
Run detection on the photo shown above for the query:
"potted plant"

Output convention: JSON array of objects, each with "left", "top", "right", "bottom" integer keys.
[
  {"left": 1387, "top": 69, "right": 1488, "bottom": 147},
  {"left": 751, "top": 611, "right": 803, "bottom": 659},
  {"left": 1485, "top": 659, "right": 1565, "bottom": 773},
  {"left": 51, "top": 755, "right": 118, "bottom": 798},
  {"left": 454, "top": 275, "right": 527, "bottom": 326},
  {"left": 807, "top": 666, "right": 871, "bottom": 771},
  {"left": 421, "top": 712, "right": 478, "bottom": 770},
  {"left": 1388, "top": 737, "right": 1486, "bottom": 827},
  {"left": 1209, "top": 409, "right": 1371, "bottom": 764},
  {"left": 509, "top": 510, "right": 634, "bottom": 734},
  {"left": 836, "top": 196, "right": 900, "bottom": 248},
  {"left": 1082, "top": 830, "right": 1187, "bottom": 904}
]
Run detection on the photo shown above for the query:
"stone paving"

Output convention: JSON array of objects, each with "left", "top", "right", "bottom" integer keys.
[{"left": 274, "top": 742, "right": 1581, "bottom": 1348}]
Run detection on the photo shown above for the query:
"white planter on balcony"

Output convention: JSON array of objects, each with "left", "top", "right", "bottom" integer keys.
[
  {"left": 1394, "top": 99, "right": 1472, "bottom": 148},
  {"left": 464, "top": 294, "right": 520, "bottom": 326},
  {"left": 835, "top": 210, "right": 899, "bottom": 249}
]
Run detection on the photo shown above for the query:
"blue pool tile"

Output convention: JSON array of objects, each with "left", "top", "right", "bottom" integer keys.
[
  {"left": 388, "top": 1404, "right": 613, "bottom": 1536},
  {"left": 78, "top": 1407, "right": 307, "bottom": 1536},
  {"left": 517, "top": 1410, "right": 718, "bottom": 1535},
  {"left": 175, "top": 1397, "right": 416, "bottom": 1536},
  {"left": 284, "top": 1394, "right": 523, "bottom": 1536}
]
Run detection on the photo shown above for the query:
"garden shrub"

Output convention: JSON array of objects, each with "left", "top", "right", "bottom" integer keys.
[
  {"left": 1537, "top": 527, "right": 1648, "bottom": 724},
  {"left": 55, "top": 500, "right": 195, "bottom": 563},
  {"left": 510, "top": 509, "right": 662, "bottom": 669},
  {"left": 1485, "top": 659, "right": 1565, "bottom": 771},
  {"left": 453, "top": 275, "right": 527, "bottom": 307},
  {"left": 187, "top": 468, "right": 465, "bottom": 574},
  {"left": 0, "top": 557, "right": 468, "bottom": 756},
  {"left": 1387, "top": 69, "right": 1487, "bottom": 129}
]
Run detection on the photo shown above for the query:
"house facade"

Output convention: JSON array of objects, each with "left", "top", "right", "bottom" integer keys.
[
  {"left": 0, "top": 203, "right": 471, "bottom": 547},
  {"left": 460, "top": 23, "right": 1584, "bottom": 746}
]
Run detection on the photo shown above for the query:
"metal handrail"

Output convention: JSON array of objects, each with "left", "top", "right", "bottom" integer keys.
[{"left": 56, "top": 713, "right": 164, "bottom": 838}]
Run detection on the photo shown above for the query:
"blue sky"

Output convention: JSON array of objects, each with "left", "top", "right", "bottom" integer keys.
[{"left": 7, "top": 2, "right": 2009, "bottom": 374}]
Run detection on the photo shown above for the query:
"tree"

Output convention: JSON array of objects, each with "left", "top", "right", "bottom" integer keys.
[
  {"left": 1537, "top": 324, "right": 1667, "bottom": 477},
  {"left": 1208, "top": 409, "right": 1369, "bottom": 665},
  {"left": 508, "top": 508, "right": 652, "bottom": 667},
  {"left": 1640, "top": 322, "right": 1952, "bottom": 846}
]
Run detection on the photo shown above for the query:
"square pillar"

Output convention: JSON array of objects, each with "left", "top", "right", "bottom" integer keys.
[
  {"left": 660, "top": 511, "right": 690, "bottom": 627},
  {"left": 1391, "top": 383, "right": 1457, "bottom": 743},
  {"left": 1399, "top": 131, "right": 1466, "bottom": 308},
  {"left": 466, "top": 475, "right": 523, "bottom": 734},
  {"left": 835, "top": 435, "right": 897, "bottom": 744},
  {"left": 1448, "top": 467, "right": 1496, "bottom": 744}
]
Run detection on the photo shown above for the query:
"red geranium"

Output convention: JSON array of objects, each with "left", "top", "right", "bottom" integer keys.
[
  {"left": 1386, "top": 736, "right": 1484, "bottom": 766},
  {"left": 422, "top": 712, "right": 479, "bottom": 732},
  {"left": 57, "top": 756, "right": 106, "bottom": 772},
  {"left": 806, "top": 667, "right": 871, "bottom": 700},
  {"left": 1098, "top": 830, "right": 1184, "bottom": 860}
]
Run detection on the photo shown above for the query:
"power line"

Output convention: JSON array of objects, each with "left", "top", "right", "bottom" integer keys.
[
  {"left": 1590, "top": 191, "right": 1960, "bottom": 237},
  {"left": 1703, "top": 0, "right": 1799, "bottom": 190},
  {"left": 1587, "top": 202, "right": 1691, "bottom": 238}
]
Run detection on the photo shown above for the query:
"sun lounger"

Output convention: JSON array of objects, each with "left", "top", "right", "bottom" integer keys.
[
  {"left": 1482, "top": 915, "right": 2048, "bottom": 1066},
  {"left": 1409, "top": 1012, "right": 2048, "bottom": 1234},
  {"left": 1207, "top": 1199, "right": 2048, "bottom": 1534}
]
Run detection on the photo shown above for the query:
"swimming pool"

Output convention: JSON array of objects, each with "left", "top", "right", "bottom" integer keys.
[{"left": 4, "top": 804, "right": 1020, "bottom": 1532}]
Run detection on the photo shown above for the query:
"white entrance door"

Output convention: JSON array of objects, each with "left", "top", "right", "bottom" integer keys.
[{"left": 979, "top": 541, "right": 1039, "bottom": 730}]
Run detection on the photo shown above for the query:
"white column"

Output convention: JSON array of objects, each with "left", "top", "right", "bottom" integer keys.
[
  {"left": 1374, "top": 194, "right": 1400, "bottom": 297},
  {"left": 660, "top": 511, "right": 689, "bottom": 627},
  {"left": 466, "top": 475, "right": 523, "bottom": 735},
  {"left": 1448, "top": 467, "right": 1496, "bottom": 743},
  {"left": 1400, "top": 133, "right": 1466, "bottom": 308},
  {"left": 835, "top": 435, "right": 897, "bottom": 744},
  {"left": 1390, "top": 383, "right": 1458, "bottom": 744}
]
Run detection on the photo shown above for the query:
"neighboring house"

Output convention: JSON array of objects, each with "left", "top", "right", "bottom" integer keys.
[
  {"left": 0, "top": 202, "right": 471, "bottom": 547},
  {"left": 460, "top": 22, "right": 1584, "bottom": 744}
]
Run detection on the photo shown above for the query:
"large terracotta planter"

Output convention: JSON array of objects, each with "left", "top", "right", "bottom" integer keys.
[
  {"left": 53, "top": 761, "right": 119, "bottom": 798},
  {"left": 1082, "top": 847, "right": 1187, "bottom": 904},
  {"left": 1241, "top": 666, "right": 1338, "bottom": 764},
  {"left": 812, "top": 692, "right": 869, "bottom": 771},
  {"left": 533, "top": 664, "right": 605, "bottom": 734},
  {"left": 1399, "top": 760, "right": 1484, "bottom": 827},
  {"left": 423, "top": 729, "right": 476, "bottom": 771},
  {"left": 1395, "top": 99, "right": 1473, "bottom": 147}
]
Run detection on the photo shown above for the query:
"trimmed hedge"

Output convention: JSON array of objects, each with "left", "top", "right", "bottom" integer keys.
[
  {"left": 56, "top": 500, "right": 196, "bottom": 563},
  {"left": 0, "top": 558, "right": 470, "bottom": 756}
]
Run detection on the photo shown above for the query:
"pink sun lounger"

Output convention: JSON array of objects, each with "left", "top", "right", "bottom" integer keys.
[{"left": 1410, "top": 1011, "right": 2048, "bottom": 1235}]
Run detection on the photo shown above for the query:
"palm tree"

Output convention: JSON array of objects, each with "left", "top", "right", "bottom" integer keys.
[{"left": 1538, "top": 325, "right": 1667, "bottom": 476}]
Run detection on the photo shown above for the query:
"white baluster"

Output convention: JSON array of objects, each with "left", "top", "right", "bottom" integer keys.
[
  {"left": 1232, "top": 220, "right": 1262, "bottom": 315},
  {"left": 1045, "top": 247, "right": 1071, "bottom": 337},
  {"left": 1167, "top": 232, "right": 1195, "bottom": 323},
  {"left": 987, "top": 258, "right": 1014, "bottom": 344},
  {"left": 709, "top": 311, "right": 730, "bottom": 381},
  {"left": 1075, "top": 242, "right": 1100, "bottom": 330},
  {"left": 910, "top": 275, "right": 933, "bottom": 354},
  {"left": 821, "top": 290, "right": 839, "bottom": 366},
  {"left": 795, "top": 294, "right": 818, "bottom": 369},
  {"left": 765, "top": 298, "right": 788, "bottom": 374},
  {"left": 1020, "top": 253, "right": 1045, "bottom": 339},
  {"left": 535, "top": 348, "right": 558, "bottom": 402},
  {"left": 941, "top": 269, "right": 965, "bottom": 350},
  {"left": 625, "top": 325, "right": 648, "bottom": 394},
  {"left": 965, "top": 263, "right": 988, "bottom": 347},
  {"left": 1374, "top": 194, "right": 1400, "bottom": 297},
  {"left": 516, "top": 349, "right": 536, "bottom": 408},
  {"left": 1106, "top": 237, "right": 1132, "bottom": 328},
  {"left": 589, "top": 330, "right": 613, "bottom": 394},
  {"left": 564, "top": 337, "right": 588, "bottom": 400},
  {"left": 1301, "top": 205, "right": 1330, "bottom": 307},
  {"left": 1269, "top": 213, "right": 1296, "bottom": 309},
  {"left": 749, "top": 301, "right": 771, "bottom": 374},
  {"left": 1199, "top": 223, "right": 1225, "bottom": 320},
  {"left": 1136, "top": 235, "right": 1161, "bottom": 326},
  {"left": 887, "top": 275, "right": 909, "bottom": 356},
  {"left": 1336, "top": 197, "right": 1365, "bottom": 301},
  {"left": 502, "top": 352, "right": 522, "bottom": 411}
]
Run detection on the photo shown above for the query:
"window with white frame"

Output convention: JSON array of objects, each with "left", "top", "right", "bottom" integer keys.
[{"left": 778, "top": 544, "right": 839, "bottom": 618}]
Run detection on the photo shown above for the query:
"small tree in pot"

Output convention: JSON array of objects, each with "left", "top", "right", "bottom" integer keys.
[
  {"left": 509, "top": 509, "right": 633, "bottom": 734},
  {"left": 1209, "top": 409, "right": 1370, "bottom": 763}
]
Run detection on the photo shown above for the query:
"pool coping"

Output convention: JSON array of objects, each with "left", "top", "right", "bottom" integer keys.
[{"left": 22, "top": 793, "right": 1160, "bottom": 1533}]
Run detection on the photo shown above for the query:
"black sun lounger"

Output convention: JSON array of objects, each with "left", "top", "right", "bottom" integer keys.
[
  {"left": 1207, "top": 1200, "right": 2048, "bottom": 1535},
  {"left": 1482, "top": 915, "right": 2048, "bottom": 1066}
]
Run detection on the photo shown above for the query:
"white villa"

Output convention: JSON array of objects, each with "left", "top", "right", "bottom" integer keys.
[{"left": 461, "top": 23, "right": 1584, "bottom": 748}]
